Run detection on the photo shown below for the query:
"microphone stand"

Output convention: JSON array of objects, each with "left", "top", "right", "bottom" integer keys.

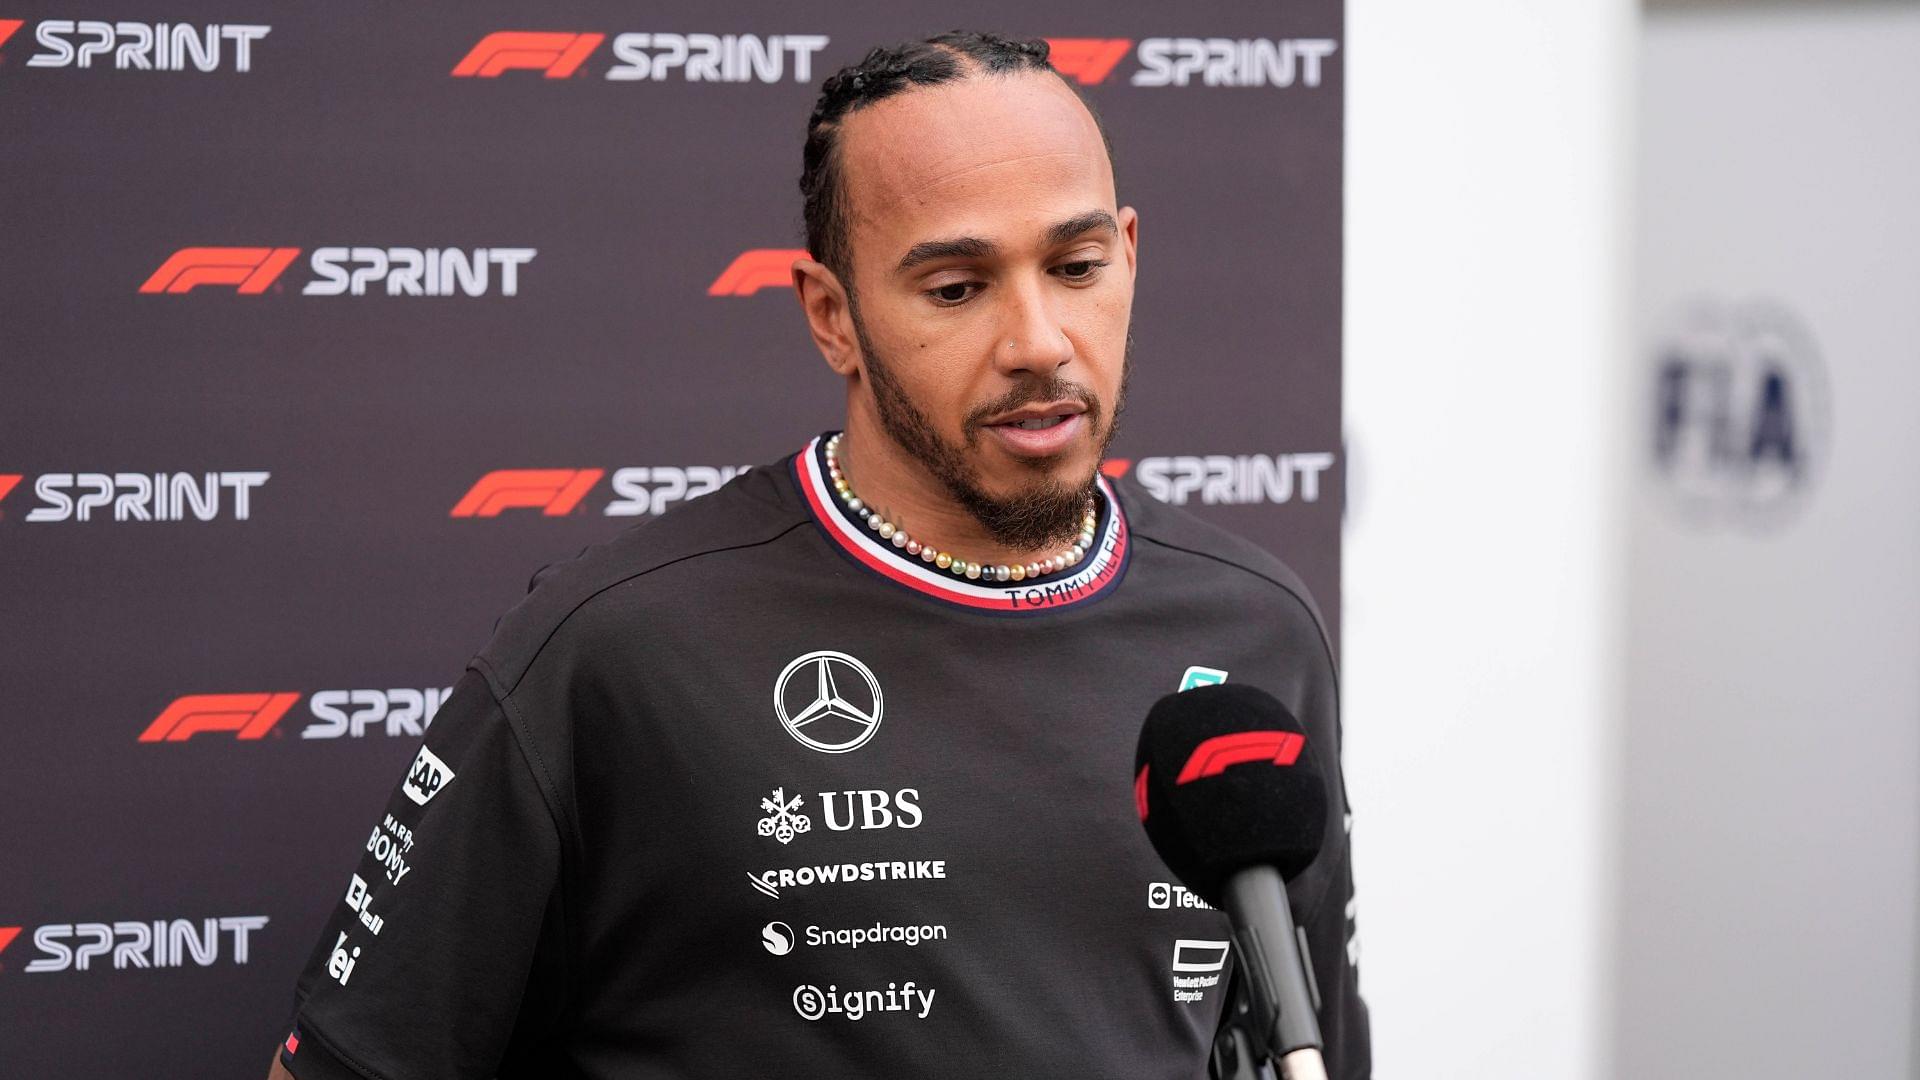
[{"left": 1219, "top": 867, "right": 1329, "bottom": 1080}]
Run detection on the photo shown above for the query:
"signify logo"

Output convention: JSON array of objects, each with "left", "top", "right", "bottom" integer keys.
[{"left": 792, "top": 981, "right": 935, "bottom": 1021}]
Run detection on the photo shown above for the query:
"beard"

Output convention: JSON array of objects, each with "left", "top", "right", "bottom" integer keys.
[{"left": 849, "top": 301, "right": 1131, "bottom": 553}]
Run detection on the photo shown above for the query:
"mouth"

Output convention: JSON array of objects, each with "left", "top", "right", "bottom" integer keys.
[{"left": 981, "top": 403, "right": 1089, "bottom": 457}]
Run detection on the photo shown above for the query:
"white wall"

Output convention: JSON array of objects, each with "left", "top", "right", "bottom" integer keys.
[
  {"left": 1619, "top": 7, "right": 1920, "bottom": 1077},
  {"left": 1342, "top": 2, "right": 1633, "bottom": 1077}
]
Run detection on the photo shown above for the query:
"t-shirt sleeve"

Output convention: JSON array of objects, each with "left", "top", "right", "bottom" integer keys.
[
  {"left": 1292, "top": 606, "right": 1372, "bottom": 1079},
  {"left": 279, "top": 668, "right": 567, "bottom": 1080}
]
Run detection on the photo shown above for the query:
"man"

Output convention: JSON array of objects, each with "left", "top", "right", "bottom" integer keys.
[{"left": 271, "top": 31, "right": 1368, "bottom": 1079}]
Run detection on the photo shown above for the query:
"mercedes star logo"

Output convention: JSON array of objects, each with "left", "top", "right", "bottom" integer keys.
[{"left": 773, "top": 650, "right": 884, "bottom": 754}]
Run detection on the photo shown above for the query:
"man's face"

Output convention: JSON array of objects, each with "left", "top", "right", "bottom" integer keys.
[{"left": 835, "top": 70, "right": 1138, "bottom": 547}]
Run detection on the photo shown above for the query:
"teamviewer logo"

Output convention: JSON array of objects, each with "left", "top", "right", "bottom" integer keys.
[{"left": 1148, "top": 882, "right": 1171, "bottom": 909}]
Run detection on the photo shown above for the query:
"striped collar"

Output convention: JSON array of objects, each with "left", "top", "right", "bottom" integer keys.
[{"left": 791, "top": 433, "right": 1130, "bottom": 615}]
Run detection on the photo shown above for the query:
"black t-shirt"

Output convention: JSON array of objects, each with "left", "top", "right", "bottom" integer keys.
[{"left": 281, "top": 434, "right": 1370, "bottom": 1079}]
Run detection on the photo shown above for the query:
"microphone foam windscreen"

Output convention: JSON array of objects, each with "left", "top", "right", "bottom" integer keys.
[{"left": 1134, "top": 682, "right": 1327, "bottom": 908}]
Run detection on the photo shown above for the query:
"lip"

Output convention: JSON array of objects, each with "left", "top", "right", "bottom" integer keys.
[
  {"left": 981, "top": 401, "right": 1088, "bottom": 427},
  {"left": 984, "top": 411, "right": 1086, "bottom": 458}
]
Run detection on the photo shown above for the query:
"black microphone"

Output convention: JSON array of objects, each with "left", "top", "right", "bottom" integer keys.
[{"left": 1135, "top": 683, "right": 1329, "bottom": 1080}]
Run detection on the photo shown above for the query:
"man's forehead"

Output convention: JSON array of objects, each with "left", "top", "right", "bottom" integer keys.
[{"left": 838, "top": 72, "right": 1114, "bottom": 248}]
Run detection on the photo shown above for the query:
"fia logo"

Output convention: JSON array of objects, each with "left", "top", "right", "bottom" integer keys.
[
  {"left": 773, "top": 651, "right": 883, "bottom": 753},
  {"left": 758, "top": 788, "right": 812, "bottom": 845},
  {"left": 1649, "top": 298, "right": 1829, "bottom": 529},
  {"left": 401, "top": 745, "right": 455, "bottom": 806}
]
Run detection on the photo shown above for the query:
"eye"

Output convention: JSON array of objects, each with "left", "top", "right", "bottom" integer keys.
[
  {"left": 1055, "top": 259, "right": 1109, "bottom": 281},
  {"left": 926, "top": 281, "right": 978, "bottom": 307}
]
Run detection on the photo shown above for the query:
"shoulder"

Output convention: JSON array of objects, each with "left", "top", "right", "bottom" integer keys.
[
  {"left": 1113, "top": 470, "right": 1333, "bottom": 654},
  {"left": 470, "top": 456, "right": 810, "bottom": 698}
]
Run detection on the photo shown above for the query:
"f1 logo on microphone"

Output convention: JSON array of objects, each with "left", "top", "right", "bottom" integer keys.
[{"left": 1175, "top": 730, "right": 1305, "bottom": 784}]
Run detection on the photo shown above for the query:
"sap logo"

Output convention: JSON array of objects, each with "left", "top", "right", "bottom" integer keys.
[
  {"left": 1649, "top": 298, "right": 1828, "bottom": 529},
  {"left": 14, "top": 20, "right": 268, "bottom": 72},
  {"left": 301, "top": 688, "right": 454, "bottom": 740},
  {"left": 605, "top": 466, "right": 750, "bottom": 516},
  {"left": 606, "top": 33, "right": 828, "bottom": 83},
  {"left": 1120, "top": 454, "right": 1336, "bottom": 506},
  {"left": 304, "top": 247, "right": 535, "bottom": 297},
  {"left": 818, "top": 789, "right": 923, "bottom": 832},
  {"left": 401, "top": 745, "right": 456, "bottom": 806},
  {"left": 137, "top": 247, "right": 536, "bottom": 297},
  {"left": 1148, "top": 881, "right": 1215, "bottom": 910},
  {"left": 19, "top": 916, "right": 267, "bottom": 973},
  {"left": 1044, "top": 37, "right": 1338, "bottom": 89},
  {"left": 13, "top": 471, "right": 267, "bottom": 522}
]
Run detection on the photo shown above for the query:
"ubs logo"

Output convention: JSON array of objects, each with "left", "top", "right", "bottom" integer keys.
[
  {"left": 1648, "top": 298, "right": 1829, "bottom": 529},
  {"left": 773, "top": 651, "right": 883, "bottom": 753}
]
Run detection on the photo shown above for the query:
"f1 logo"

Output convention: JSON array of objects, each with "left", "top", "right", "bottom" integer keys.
[
  {"left": 1175, "top": 730, "right": 1305, "bottom": 784},
  {"left": 708, "top": 249, "right": 808, "bottom": 297},
  {"left": 451, "top": 469, "right": 603, "bottom": 517},
  {"left": 452, "top": 32, "right": 604, "bottom": 78},
  {"left": 139, "top": 248, "right": 301, "bottom": 295},
  {"left": 1045, "top": 38, "right": 1132, "bottom": 85},
  {"left": 139, "top": 693, "right": 301, "bottom": 742}
]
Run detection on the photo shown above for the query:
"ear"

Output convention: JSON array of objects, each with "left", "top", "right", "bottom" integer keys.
[
  {"left": 1117, "top": 205, "right": 1139, "bottom": 284},
  {"left": 792, "top": 258, "right": 861, "bottom": 377}
]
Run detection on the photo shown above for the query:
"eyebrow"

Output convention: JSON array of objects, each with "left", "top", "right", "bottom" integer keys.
[{"left": 893, "top": 210, "right": 1118, "bottom": 274}]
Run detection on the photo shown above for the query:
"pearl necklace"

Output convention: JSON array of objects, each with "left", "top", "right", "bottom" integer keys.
[{"left": 824, "top": 432, "right": 1097, "bottom": 583}]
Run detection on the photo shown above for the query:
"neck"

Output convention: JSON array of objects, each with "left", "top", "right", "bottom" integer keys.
[{"left": 833, "top": 412, "right": 1087, "bottom": 571}]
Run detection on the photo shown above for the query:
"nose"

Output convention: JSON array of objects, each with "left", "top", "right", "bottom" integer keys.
[{"left": 994, "top": 276, "right": 1074, "bottom": 378}]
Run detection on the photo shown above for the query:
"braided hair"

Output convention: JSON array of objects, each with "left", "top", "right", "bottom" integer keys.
[{"left": 799, "top": 30, "right": 1113, "bottom": 287}]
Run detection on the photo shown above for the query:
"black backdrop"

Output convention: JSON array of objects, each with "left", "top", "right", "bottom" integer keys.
[{"left": 0, "top": 3, "right": 1342, "bottom": 1074}]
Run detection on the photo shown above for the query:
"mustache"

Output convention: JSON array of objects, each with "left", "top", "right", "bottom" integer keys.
[{"left": 962, "top": 376, "right": 1102, "bottom": 440}]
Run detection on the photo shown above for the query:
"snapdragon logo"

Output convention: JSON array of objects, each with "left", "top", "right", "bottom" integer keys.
[
  {"left": 762, "top": 920, "right": 950, "bottom": 954},
  {"left": 793, "top": 981, "right": 936, "bottom": 1021}
]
